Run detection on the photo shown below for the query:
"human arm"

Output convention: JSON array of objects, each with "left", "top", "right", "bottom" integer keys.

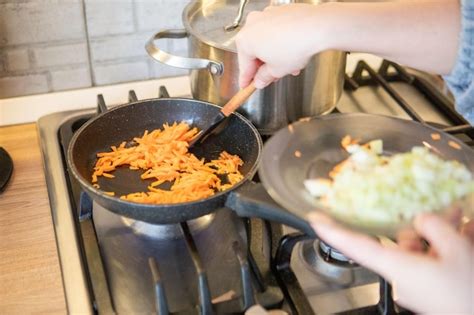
[
  {"left": 236, "top": 0, "right": 461, "bottom": 89},
  {"left": 307, "top": 212, "right": 474, "bottom": 314}
]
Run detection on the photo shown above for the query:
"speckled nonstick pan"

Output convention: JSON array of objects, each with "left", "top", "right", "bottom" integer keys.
[{"left": 67, "top": 97, "right": 315, "bottom": 235}]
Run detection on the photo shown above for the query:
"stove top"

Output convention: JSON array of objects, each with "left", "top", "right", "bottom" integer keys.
[{"left": 37, "top": 60, "right": 474, "bottom": 315}]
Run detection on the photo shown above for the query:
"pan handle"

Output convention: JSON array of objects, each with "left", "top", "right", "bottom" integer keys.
[
  {"left": 145, "top": 29, "right": 224, "bottom": 75},
  {"left": 226, "top": 182, "right": 316, "bottom": 237}
]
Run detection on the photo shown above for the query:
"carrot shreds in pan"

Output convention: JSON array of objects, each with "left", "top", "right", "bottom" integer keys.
[{"left": 92, "top": 122, "right": 244, "bottom": 204}]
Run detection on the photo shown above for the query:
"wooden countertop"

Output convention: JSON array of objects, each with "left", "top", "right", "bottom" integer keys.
[{"left": 0, "top": 123, "right": 67, "bottom": 314}]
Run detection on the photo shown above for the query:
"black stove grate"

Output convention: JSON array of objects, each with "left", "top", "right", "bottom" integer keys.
[
  {"left": 346, "top": 60, "right": 474, "bottom": 139},
  {"left": 147, "top": 222, "right": 267, "bottom": 315}
]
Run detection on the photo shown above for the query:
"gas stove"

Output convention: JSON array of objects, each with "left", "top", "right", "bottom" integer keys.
[{"left": 38, "top": 60, "right": 474, "bottom": 315}]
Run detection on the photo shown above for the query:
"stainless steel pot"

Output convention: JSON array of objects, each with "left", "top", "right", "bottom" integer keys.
[{"left": 146, "top": 0, "right": 346, "bottom": 134}]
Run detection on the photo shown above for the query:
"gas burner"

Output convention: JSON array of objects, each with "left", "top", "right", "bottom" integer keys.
[
  {"left": 121, "top": 212, "right": 215, "bottom": 240},
  {"left": 300, "top": 239, "right": 359, "bottom": 286},
  {"left": 318, "top": 241, "right": 353, "bottom": 263}
]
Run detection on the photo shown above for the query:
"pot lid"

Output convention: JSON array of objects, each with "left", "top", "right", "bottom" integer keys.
[{"left": 184, "top": 0, "right": 269, "bottom": 52}]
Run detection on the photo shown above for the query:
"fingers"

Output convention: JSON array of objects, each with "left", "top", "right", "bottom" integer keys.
[
  {"left": 253, "top": 63, "right": 278, "bottom": 89},
  {"left": 237, "top": 49, "right": 259, "bottom": 88},
  {"left": 396, "top": 228, "right": 424, "bottom": 252},
  {"left": 236, "top": 11, "right": 260, "bottom": 88},
  {"left": 414, "top": 213, "right": 467, "bottom": 259},
  {"left": 239, "top": 59, "right": 296, "bottom": 89},
  {"left": 307, "top": 212, "right": 425, "bottom": 279},
  {"left": 235, "top": 6, "right": 305, "bottom": 89},
  {"left": 308, "top": 212, "right": 436, "bottom": 280}
]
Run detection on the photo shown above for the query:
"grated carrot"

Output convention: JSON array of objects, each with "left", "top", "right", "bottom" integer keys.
[
  {"left": 92, "top": 122, "right": 244, "bottom": 204},
  {"left": 431, "top": 133, "right": 441, "bottom": 141},
  {"left": 448, "top": 140, "right": 462, "bottom": 150}
]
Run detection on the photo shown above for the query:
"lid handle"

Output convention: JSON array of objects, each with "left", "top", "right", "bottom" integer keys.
[
  {"left": 224, "top": 0, "right": 249, "bottom": 32},
  {"left": 145, "top": 29, "right": 224, "bottom": 75}
]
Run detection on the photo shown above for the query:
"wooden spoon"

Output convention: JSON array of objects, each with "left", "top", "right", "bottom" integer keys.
[{"left": 189, "top": 81, "right": 256, "bottom": 148}]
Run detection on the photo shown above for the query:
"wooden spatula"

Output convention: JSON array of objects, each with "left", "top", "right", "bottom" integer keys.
[{"left": 189, "top": 81, "right": 256, "bottom": 148}]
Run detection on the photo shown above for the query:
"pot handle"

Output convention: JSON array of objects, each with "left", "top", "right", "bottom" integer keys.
[
  {"left": 226, "top": 182, "right": 316, "bottom": 237},
  {"left": 145, "top": 29, "right": 224, "bottom": 75}
]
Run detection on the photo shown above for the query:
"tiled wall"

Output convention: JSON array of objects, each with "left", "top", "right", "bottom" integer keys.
[{"left": 0, "top": 0, "right": 190, "bottom": 98}]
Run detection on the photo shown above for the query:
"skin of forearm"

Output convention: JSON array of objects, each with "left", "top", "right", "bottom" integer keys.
[{"left": 314, "top": 0, "right": 461, "bottom": 75}]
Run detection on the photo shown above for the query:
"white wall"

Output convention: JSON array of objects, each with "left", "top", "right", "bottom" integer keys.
[{"left": 0, "top": 0, "right": 190, "bottom": 98}]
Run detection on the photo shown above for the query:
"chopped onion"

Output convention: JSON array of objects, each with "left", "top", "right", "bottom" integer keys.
[{"left": 305, "top": 140, "right": 474, "bottom": 224}]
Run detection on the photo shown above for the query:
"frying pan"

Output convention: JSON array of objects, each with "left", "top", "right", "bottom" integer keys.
[
  {"left": 258, "top": 113, "right": 474, "bottom": 237},
  {"left": 67, "top": 98, "right": 315, "bottom": 235}
]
